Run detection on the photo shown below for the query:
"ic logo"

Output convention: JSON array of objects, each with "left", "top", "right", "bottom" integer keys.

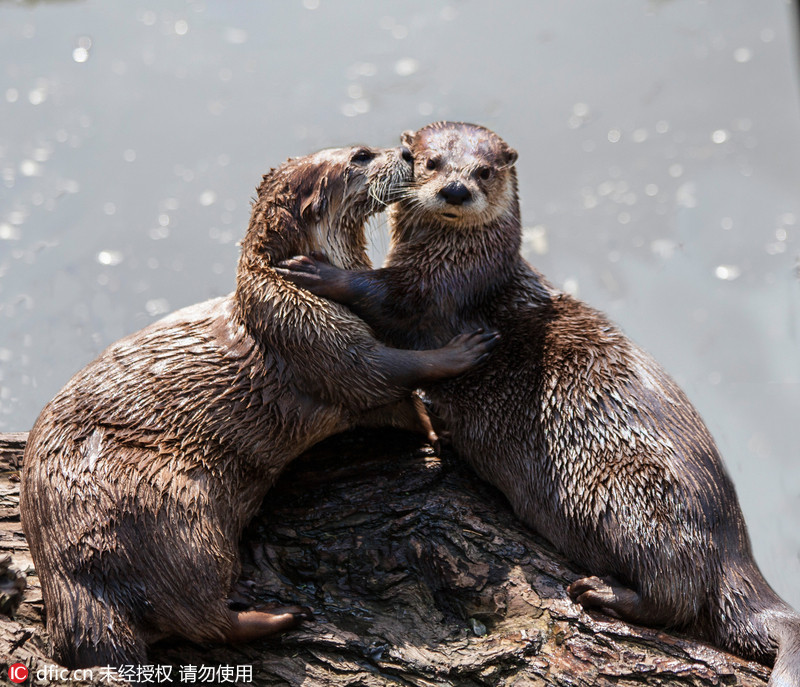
[{"left": 8, "top": 663, "right": 29, "bottom": 683}]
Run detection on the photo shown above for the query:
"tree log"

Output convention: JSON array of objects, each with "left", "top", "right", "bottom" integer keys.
[{"left": 0, "top": 429, "right": 771, "bottom": 686}]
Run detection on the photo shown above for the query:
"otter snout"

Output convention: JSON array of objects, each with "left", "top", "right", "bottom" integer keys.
[{"left": 439, "top": 181, "right": 472, "bottom": 206}]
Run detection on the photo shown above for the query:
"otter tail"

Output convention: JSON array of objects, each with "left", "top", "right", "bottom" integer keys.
[{"left": 711, "top": 562, "right": 800, "bottom": 687}]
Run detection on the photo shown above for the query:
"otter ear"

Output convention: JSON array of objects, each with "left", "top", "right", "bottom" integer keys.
[
  {"left": 300, "top": 175, "right": 329, "bottom": 223},
  {"left": 501, "top": 146, "right": 518, "bottom": 167},
  {"left": 401, "top": 130, "right": 416, "bottom": 148}
]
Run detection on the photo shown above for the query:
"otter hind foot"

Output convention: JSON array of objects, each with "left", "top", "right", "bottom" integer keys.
[
  {"left": 225, "top": 605, "right": 313, "bottom": 643},
  {"left": 568, "top": 576, "right": 663, "bottom": 626}
]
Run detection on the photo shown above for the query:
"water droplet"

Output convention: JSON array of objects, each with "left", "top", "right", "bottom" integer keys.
[
  {"left": 391, "top": 25, "right": 408, "bottom": 39},
  {"left": 597, "top": 181, "right": 614, "bottom": 197},
  {"left": 72, "top": 47, "right": 90, "bottom": 63},
  {"left": 145, "top": 298, "right": 170, "bottom": 317},
  {"left": 395, "top": 58, "right": 419, "bottom": 76},
  {"left": 632, "top": 128, "right": 648, "bottom": 143},
  {"left": 28, "top": 87, "right": 47, "bottom": 105},
  {"left": 522, "top": 225, "right": 548, "bottom": 255},
  {"left": 123, "top": 149, "right": 136, "bottom": 162},
  {"left": 776, "top": 228, "right": 787, "bottom": 241},
  {"left": 5, "top": 88, "right": 18, "bottom": 103},
  {"left": 714, "top": 265, "right": 741, "bottom": 281},
  {"left": 645, "top": 184, "right": 659, "bottom": 197},
  {"left": 668, "top": 163, "right": 684, "bottom": 178},
  {"left": 199, "top": 190, "right": 217, "bottom": 206},
  {"left": 174, "top": 20, "right": 189, "bottom": 36},
  {"left": 20, "top": 160, "right": 42, "bottom": 177},
  {"left": 104, "top": 202, "right": 116, "bottom": 216},
  {"left": 417, "top": 102, "right": 433, "bottom": 116},
  {"left": 303, "top": 0, "right": 320, "bottom": 8},
  {"left": 733, "top": 47, "right": 752, "bottom": 63},
  {"left": 149, "top": 226, "right": 169, "bottom": 240},
  {"left": 760, "top": 28, "right": 775, "bottom": 43},
  {"left": 0, "top": 224, "right": 20, "bottom": 240},
  {"left": 158, "top": 214, "right": 170, "bottom": 227},
  {"left": 562, "top": 278, "right": 579, "bottom": 296},
  {"left": 141, "top": 10, "right": 157, "bottom": 26},
  {"left": 711, "top": 129, "right": 729, "bottom": 144},
  {"left": 720, "top": 217, "right": 733, "bottom": 230},
  {"left": 607, "top": 129, "right": 621, "bottom": 143},
  {"left": 618, "top": 212, "right": 631, "bottom": 225},
  {"left": 347, "top": 84, "right": 363, "bottom": 99},
  {"left": 655, "top": 120, "right": 670, "bottom": 134},
  {"left": 572, "top": 102, "right": 590, "bottom": 118},
  {"left": 97, "top": 250, "right": 123, "bottom": 266}
]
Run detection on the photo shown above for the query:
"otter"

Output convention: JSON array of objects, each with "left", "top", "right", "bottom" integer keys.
[
  {"left": 276, "top": 122, "right": 800, "bottom": 686},
  {"left": 20, "top": 142, "right": 498, "bottom": 669}
]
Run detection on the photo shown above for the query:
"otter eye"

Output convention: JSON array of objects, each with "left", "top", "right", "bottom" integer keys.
[
  {"left": 425, "top": 158, "right": 438, "bottom": 171},
  {"left": 351, "top": 149, "right": 375, "bottom": 164},
  {"left": 477, "top": 166, "right": 492, "bottom": 181}
]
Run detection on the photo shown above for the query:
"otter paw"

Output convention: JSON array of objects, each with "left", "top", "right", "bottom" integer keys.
[
  {"left": 443, "top": 329, "right": 501, "bottom": 374},
  {"left": 567, "top": 575, "right": 654, "bottom": 624},
  {"left": 568, "top": 576, "right": 620, "bottom": 616},
  {"left": 275, "top": 255, "right": 347, "bottom": 300},
  {"left": 227, "top": 605, "right": 314, "bottom": 642},
  {"left": 266, "top": 604, "right": 314, "bottom": 625}
]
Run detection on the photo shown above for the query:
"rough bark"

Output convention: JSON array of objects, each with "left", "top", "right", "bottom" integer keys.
[{"left": 1, "top": 429, "right": 771, "bottom": 686}]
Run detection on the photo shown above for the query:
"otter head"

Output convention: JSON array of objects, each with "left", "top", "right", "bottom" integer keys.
[
  {"left": 395, "top": 121, "right": 519, "bottom": 231},
  {"left": 241, "top": 145, "right": 412, "bottom": 273},
  {"left": 287, "top": 145, "right": 412, "bottom": 269}
]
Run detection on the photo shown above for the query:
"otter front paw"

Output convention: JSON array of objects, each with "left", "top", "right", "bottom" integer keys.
[
  {"left": 568, "top": 575, "right": 655, "bottom": 625},
  {"left": 275, "top": 252, "right": 349, "bottom": 301},
  {"left": 437, "top": 329, "right": 500, "bottom": 378}
]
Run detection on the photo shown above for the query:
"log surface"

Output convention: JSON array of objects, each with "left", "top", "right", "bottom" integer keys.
[{"left": 0, "top": 430, "right": 771, "bottom": 686}]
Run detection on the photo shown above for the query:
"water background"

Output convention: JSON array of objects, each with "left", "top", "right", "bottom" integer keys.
[{"left": 1, "top": 0, "right": 798, "bottom": 607}]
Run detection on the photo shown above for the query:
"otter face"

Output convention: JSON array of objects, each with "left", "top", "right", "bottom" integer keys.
[
  {"left": 398, "top": 122, "right": 518, "bottom": 228},
  {"left": 298, "top": 145, "right": 413, "bottom": 224},
  {"left": 292, "top": 145, "right": 412, "bottom": 267}
]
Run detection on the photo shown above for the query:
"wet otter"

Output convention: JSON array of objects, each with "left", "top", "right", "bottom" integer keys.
[
  {"left": 277, "top": 122, "right": 800, "bottom": 685},
  {"left": 20, "top": 143, "right": 498, "bottom": 669}
]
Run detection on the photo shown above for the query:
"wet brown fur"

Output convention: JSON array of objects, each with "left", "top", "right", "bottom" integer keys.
[
  {"left": 19, "top": 144, "right": 492, "bottom": 668},
  {"left": 282, "top": 122, "right": 800, "bottom": 686}
]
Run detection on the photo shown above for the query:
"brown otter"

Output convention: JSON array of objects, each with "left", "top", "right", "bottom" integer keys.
[
  {"left": 19, "top": 143, "right": 498, "bottom": 669},
  {"left": 277, "top": 122, "right": 800, "bottom": 686}
]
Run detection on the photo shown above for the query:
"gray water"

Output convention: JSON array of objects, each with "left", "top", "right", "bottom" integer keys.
[{"left": 1, "top": 0, "right": 798, "bottom": 608}]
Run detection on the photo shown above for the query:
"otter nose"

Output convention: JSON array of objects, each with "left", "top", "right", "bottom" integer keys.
[
  {"left": 438, "top": 181, "right": 472, "bottom": 206},
  {"left": 400, "top": 146, "right": 413, "bottom": 164}
]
